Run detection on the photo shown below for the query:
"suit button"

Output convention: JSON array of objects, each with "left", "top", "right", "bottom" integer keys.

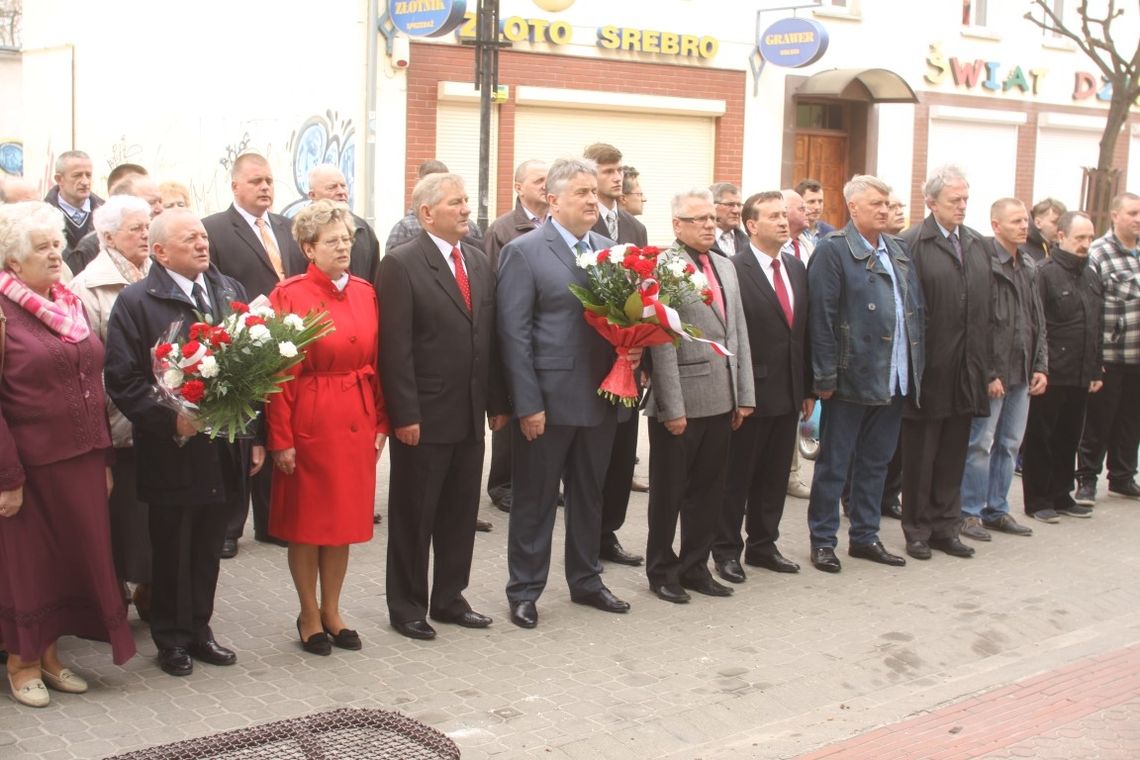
[
  {"left": 349, "top": 336, "right": 357, "bottom": 343},
  {"left": 351, "top": 423, "right": 359, "bottom": 432},
  {"left": 868, "top": 303, "right": 876, "bottom": 311}
]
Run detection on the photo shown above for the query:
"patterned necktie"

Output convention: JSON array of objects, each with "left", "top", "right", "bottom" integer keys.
[
  {"left": 949, "top": 231, "right": 963, "bottom": 263},
  {"left": 605, "top": 211, "right": 618, "bottom": 240},
  {"left": 191, "top": 282, "right": 212, "bottom": 319},
  {"left": 451, "top": 246, "right": 471, "bottom": 311},
  {"left": 698, "top": 253, "right": 725, "bottom": 319},
  {"left": 255, "top": 218, "right": 285, "bottom": 279},
  {"left": 792, "top": 239, "right": 802, "bottom": 260},
  {"left": 771, "top": 257, "right": 793, "bottom": 327},
  {"left": 720, "top": 231, "right": 735, "bottom": 255},
  {"left": 71, "top": 209, "right": 88, "bottom": 226}
]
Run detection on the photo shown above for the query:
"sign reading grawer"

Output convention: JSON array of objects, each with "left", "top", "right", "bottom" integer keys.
[
  {"left": 758, "top": 17, "right": 829, "bottom": 68},
  {"left": 389, "top": 0, "right": 468, "bottom": 37}
]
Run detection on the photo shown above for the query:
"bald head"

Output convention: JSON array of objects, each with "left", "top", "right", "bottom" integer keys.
[
  {"left": 307, "top": 164, "right": 349, "bottom": 204},
  {"left": 0, "top": 177, "right": 40, "bottom": 204},
  {"left": 782, "top": 189, "right": 807, "bottom": 237}
]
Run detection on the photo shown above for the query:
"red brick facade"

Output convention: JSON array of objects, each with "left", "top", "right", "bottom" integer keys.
[{"left": 405, "top": 42, "right": 746, "bottom": 212}]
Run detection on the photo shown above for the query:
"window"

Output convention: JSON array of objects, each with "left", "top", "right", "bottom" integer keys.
[
  {"left": 796, "top": 104, "right": 844, "bottom": 131},
  {"left": 962, "top": 0, "right": 987, "bottom": 27},
  {"left": 1044, "top": 0, "right": 1064, "bottom": 37}
]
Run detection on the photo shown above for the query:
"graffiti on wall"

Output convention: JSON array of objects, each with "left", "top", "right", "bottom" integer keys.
[
  {"left": 280, "top": 110, "right": 356, "bottom": 218},
  {"left": 0, "top": 140, "right": 23, "bottom": 177}
]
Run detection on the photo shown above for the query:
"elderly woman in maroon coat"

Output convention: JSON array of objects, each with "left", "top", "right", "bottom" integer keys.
[{"left": 0, "top": 202, "right": 135, "bottom": 708}]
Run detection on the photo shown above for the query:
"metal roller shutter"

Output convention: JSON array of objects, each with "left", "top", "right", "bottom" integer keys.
[{"left": 435, "top": 100, "right": 499, "bottom": 222}]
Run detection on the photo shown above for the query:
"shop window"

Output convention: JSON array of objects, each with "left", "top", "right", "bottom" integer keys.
[
  {"left": 962, "top": 0, "right": 987, "bottom": 27},
  {"left": 796, "top": 103, "right": 844, "bottom": 131}
]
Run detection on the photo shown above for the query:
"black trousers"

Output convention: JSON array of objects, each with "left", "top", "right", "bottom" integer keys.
[
  {"left": 600, "top": 413, "right": 639, "bottom": 547},
  {"left": 108, "top": 446, "right": 151, "bottom": 584},
  {"left": 901, "top": 414, "right": 972, "bottom": 542},
  {"left": 486, "top": 425, "right": 512, "bottom": 500},
  {"left": 386, "top": 437, "right": 484, "bottom": 624},
  {"left": 1023, "top": 384, "right": 1088, "bottom": 514},
  {"left": 1076, "top": 364, "right": 1140, "bottom": 486},
  {"left": 228, "top": 446, "right": 269, "bottom": 540},
  {"left": 713, "top": 411, "right": 798, "bottom": 563},
  {"left": 646, "top": 412, "right": 731, "bottom": 587}
]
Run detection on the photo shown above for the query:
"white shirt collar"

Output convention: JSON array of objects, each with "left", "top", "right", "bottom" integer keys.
[
  {"left": 233, "top": 203, "right": 268, "bottom": 229},
  {"left": 165, "top": 267, "right": 210, "bottom": 306}
]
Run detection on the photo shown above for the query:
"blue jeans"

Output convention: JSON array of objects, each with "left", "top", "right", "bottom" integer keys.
[
  {"left": 808, "top": 396, "right": 905, "bottom": 548},
  {"left": 961, "top": 384, "right": 1031, "bottom": 520}
]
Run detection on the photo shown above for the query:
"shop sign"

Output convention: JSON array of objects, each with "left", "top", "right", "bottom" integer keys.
[
  {"left": 757, "top": 18, "right": 828, "bottom": 68},
  {"left": 925, "top": 44, "right": 1112, "bottom": 101},
  {"left": 389, "top": 0, "right": 467, "bottom": 37}
]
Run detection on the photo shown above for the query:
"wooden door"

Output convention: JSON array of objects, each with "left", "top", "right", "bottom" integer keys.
[{"left": 793, "top": 133, "right": 849, "bottom": 229}]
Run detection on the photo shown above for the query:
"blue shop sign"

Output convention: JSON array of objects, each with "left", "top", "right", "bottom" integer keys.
[
  {"left": 758, "top": 18, "right": 829, "bottom": 68},
  {"left": 389, "top": 0, "right": 467, "bottom": 37}
]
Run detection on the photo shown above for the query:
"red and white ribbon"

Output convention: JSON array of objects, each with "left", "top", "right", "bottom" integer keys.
[{"left": 639, "top": 279, "right": 732, "bottom": 357}]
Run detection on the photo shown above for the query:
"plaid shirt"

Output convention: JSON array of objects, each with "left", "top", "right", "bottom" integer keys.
[{"left": 1089, "top": 230, "right": 1140, "bottom": 365}]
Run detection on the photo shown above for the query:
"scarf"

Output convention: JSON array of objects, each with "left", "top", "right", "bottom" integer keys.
[
  {"left": 0, "top": 270, "right": 91, "bottom": 343},
  {"left": 105, "top": 246, "right": 150, "bottom": 284}
]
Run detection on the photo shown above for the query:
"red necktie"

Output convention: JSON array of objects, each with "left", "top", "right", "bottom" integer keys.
[
  {"left": 698, "top": 253, "right": 725, "bottom": 319},
  {"left": 792, "top": 239, "right": 802, "bottom": 260},
  {"left": 771, "top": 257, "right": 793, "bottom": 327},
  {"left": 451, "top": 247, "right": 471, "bottom": 311}
]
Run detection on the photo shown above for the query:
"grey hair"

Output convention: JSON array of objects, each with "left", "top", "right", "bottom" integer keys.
[
  {"left": 513, "top": 159, "right": 546, "bottom": 185},
  {"left": 709, "top": 182, "right": 740, "bottom": 201},
  {"left": 843, "top": 175, "right": 892, "bottom": 202},
  {"left": 545, "top": 158, "right": 597, "bottom": 197},
  {"left": 149, "top": 208, "right": 200, "bottom": 249},
  {"left": 671, "top": 188, "right": 715, "bottom": 218},
  {"left": 0, "top": 201, "right": 66, "bottom": 268},
  {"left": 923, "top": 164, "right": 969, "bottom": 200},
  {"left": 94, "top": 195, "right": 152, "bottom": 237},
  {"left": 292, "top": 199, "right": 356, "bottom": 247},
  {"left": 54, "top": 150, "right": 91, "bottom": 175},
  {"left": 307, "top": 163, "right": 344, "bottom": 188},
  {"left": 412, "top": 173, "right": 465, "bottom": 220}
]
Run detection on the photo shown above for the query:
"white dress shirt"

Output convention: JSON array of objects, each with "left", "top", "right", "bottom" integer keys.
[
  {"left": 426, "top": 231, "right": 467, "bottom": 278},
  {"left": 750, "top": 243, "right": 794, "bottom": 313}
]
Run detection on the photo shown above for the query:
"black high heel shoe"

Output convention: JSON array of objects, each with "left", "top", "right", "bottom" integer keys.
[
  {"left": 296, "top": 618, "right": 331, "bottom": 656},
  {"left": 323, "top": 625, "right": 362, "bottom": 651}
]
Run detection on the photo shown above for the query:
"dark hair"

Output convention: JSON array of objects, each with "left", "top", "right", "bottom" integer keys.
[
  {"left": 583, "top": 143, "right": 622, "bottom": 165},
  {"left": 107, "top": 163, "right": 148, "bottom": 192},
  {"left": 742, "top": 191, "right": 784, "bottom": 224},
  {"left": 621, "top": 166, "right": 640, "bottom": 195},
  {"left": 1031, "top": 197, "right": 1066, "bottom": 219},
  {"left": 417, "top": 160, "right": 449, "bottom": 179},
  {"left": 1057, "top": 210, "right": 1091, "bottom": 236},
  {"left": 795, "top": 178, "right": 822, "bottom": 196}
]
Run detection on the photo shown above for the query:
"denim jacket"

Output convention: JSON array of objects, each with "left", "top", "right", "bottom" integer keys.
[{"left": 808, "top": 223, "right": 925, "bottom": 406}]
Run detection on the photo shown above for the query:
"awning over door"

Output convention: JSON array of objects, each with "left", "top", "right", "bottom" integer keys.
[{"left": 796, "top": 68, "right": 918, "bottom": 104}]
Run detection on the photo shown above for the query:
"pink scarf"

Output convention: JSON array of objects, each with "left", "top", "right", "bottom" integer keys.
[{"left": 0, "top": 270, "right": 91, "bottom": 343}]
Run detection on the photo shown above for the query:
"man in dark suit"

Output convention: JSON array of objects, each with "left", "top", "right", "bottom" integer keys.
[
  {"left": 202, "top": 152, "right": 306, "bottom": 556},
  {"left": 714, "top": 191, "right": 810, "bottom": 584},
  {"left": 105, "top": 210, "right": 264, "bottom": 676},
  {"left": 307, "top": 164, "right": 380, "bottom": 286},
  {"left": 900, "top": 165, "right": 992, "bottom": 561},
  {"left": 43, "top": 150, "right": 104, "bottom": 257},
  {"left": 379, "top": 173, "right": 509, "bottom": 641},
  {"left": 583, "top": 143, "right": 650, "bottom": 566},
  {"left": 711, "top": 182, "right": 750, "bottom": 257},
  {"left": 497, "top": 157, "right": 642, "bottom": 629}
]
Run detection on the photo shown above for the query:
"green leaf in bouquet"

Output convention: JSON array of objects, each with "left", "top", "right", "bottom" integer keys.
[
  {"left": 568, "top": 283, "right": 600, "bottom": 308},
  {"left": 606, "top": 304, "right": 629, "bottom": 325},
  {"left": 623, "top": 292, "right": 644, "bottom": 323}
]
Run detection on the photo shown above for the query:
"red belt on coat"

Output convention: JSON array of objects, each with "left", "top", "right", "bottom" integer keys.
[{"left": 304, "top": 366, "right": 376, "bottom": 418}]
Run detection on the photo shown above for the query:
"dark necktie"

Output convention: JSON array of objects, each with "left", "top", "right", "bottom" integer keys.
[
  {"left": 451, "top": 247, "right": 471, "bottom": 311},
  {"left": 191, "top": 282, "right": 212, "bottom": 319},
  {"left": 771, "top": 257, "right": 793, "bottom": 327},
  {"left": 949, "top": 231, "right": 963, "bottom": 262}
]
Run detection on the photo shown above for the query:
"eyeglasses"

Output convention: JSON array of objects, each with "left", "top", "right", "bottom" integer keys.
[
  {"left": 318, "top": 235, "right": 354, "bottom": 247},
  {"left": 676, "top": 215, "right": 717, "bottom": 224},
  {"left": 716, "top": 201, "right": 742, "bottom": 209}
]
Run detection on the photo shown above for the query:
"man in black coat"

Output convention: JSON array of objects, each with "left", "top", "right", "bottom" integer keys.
[
  {"left": 104, "top": 210, "right": 265, "bottom": 676},
  {"left": 43, "top": 150, "right": 104, "bottom": 256},
  {"left": 306, "top": 164, "right": 380, "bottom": 286},
  {"left": 899, "top": 165, "right": 992, "bottom": 560},
  {"left": 202, "top": 152, "right": 306, "bottom": 555},
  {"left": 379, "top": 174, "right": 509, "bottom": 640}
]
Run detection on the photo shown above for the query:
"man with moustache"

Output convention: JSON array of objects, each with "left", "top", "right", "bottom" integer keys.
[
  {"left": 380, "top": 173, "right": 509, "bottom": 640},
  {"left": 713, "top": 191, "right": 807, "bottom": 584},
  {"left": 711, "top": 182, "right": 749, "bottom": 257},
  {"left": 900, "top": 165, "right": 991, "bottom": 560},
  {"left": 497, "top": 158, "right": 641, "bottom": 628},
  {"left": 203, "top": 152, "right": 306, "bottom": 556},
  {"left": 585, "top": 143, "right": 648, "bottom": 566},
  {"left": 959, "top": 199, "right": 1046, "bottom": 542},
  {"left": 306, "top": 164, "right": 380, "bottom": 286},
  {"left": 807, "top": 176, "right": 923, "bottom": 573},
  {"left": 44, "top": 150, "right": 104, "bottom": 256}
]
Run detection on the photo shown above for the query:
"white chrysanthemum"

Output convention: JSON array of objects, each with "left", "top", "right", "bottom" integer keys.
[
  {"left": 690, "top": 271, "right": 709, "bottom": 290},
  {"left": 283, "top": 313, "right": 305, "bottom": 331},
  {"left": 197, "top": 355, "right": 219, "bottom": 379},
  {"left": 248, "top": 324, "right": 271, "bottom": 344},
  {"left": 665, "top": 258, "right": 687, "bottom": 277},
  {"left": 162, "top": 368, "right": 184, "bottom": 388},
  {"left": 278, "top": 341, "right": 298, "bottom": 358},
  {"left": 252, "top": 305, "right": 276, "bottom": 319},
  {"left": 608, "top": 244, "right": 630, "bottom": 259},
  {"left": 576, "top": 250, "right": 599, "bottom": 269}
]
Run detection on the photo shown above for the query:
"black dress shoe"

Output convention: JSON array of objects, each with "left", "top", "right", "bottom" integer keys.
[
  {"left": 651, "top": 583, "right": 690, "bottom": 603},
  {"left": 745, "top": 551, "right": 801, "bottom": 574},
  {"left": 571, "top": 587, "right": 632, "bottom": 612},
  {"left": 1108, "top": 479, "right": 1140, "bottom": 498},
  {"left": 714, "top": 559, "right": 746, "bottom": 584},
  {"left": 906, "top": 540, "right": 932, "bottom": 560},
  {"left": 492, "top": 490, "right": 512, "bottom": 513},
  {"left": 848, "top": 541, "right": 906, "bottom": 567},
  {"left": 679, "top": 575, "right": 733, "bottom": 597},
  {"left": 157, "top": 647, "right": 193, "bottom": 677},
  {"left": 509, "top": 600, "right": 538, "bottom": 629},
  {"left": 881, "top": 503, "right": 903, "bottom": 520},
  {"left": 189, "top": 638, "right": 237, "bottom": 666},
  {"left": 297, "top": 619, "right": 332, "bottom": 656},
  {"left": 392, "top": 620, "right": 437, "bottom": 640},
  {"left": 220, "top": 538, "right": 238, "bottom": 559},
  {"left": 599, "top": 541, "right": 643, "bottom": 566},
  {"left": 929, "top": 536, "right": 975, "bottom": 557},
  {"left": 322, "top": 626, "right": 362, "bottom": 650},
  {"left": 431, "top": 610, "right": 492, "bottom": 628},
  {"left": 811, "top": 547, "right": 841, "bottom": 573},
  {"left": 475, "top": 518, "right": 493, "bottom": 532},
  {"left": 373, "top": 512, "right": 382, "bottom": 525}
]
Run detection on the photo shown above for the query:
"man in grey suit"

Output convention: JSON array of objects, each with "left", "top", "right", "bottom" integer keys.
[
  {"left": 645, "top": 188, "right": 755, "bottom": 603},
  {"left": 497, "top": 158, "right": 643, "bottom": 629}
]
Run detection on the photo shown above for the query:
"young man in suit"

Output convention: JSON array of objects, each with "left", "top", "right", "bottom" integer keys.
[
  {"left": 202, "top": 152, "right": 306, "bottom": 557},
  {"left": 714, "top": 191, "right": 810, "bottom": 584},
  {"left": 645, "top": 189, "right": 755, "bottom": 603},
  {"left": 497, "top": 158, "right": 643, "bottom": 629},
  {"left": 584, "top": 143, "right": 649, "bottom": 567},
  {"left": 380, "top": 173, "right": 509, "bottom": 640}
]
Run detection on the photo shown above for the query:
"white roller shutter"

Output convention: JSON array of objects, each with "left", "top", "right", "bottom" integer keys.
[
  {"left": 927, "top": 112, "right": 1019, "bottom": 232},
  {"left": 1034, "top": 123, "right": 1101, "bottom": 211},
  {"left": 513, "top": 106, "right": 716, "bottom": 246},
  {"left": 435, "top": 100, "right": 499, "bottom": 222}
]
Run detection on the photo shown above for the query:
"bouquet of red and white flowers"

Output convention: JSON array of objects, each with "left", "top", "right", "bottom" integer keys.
[
  {"left": 152, "top": 294, "right": 334, "bottom": 441},
  {"left": 569, "top": 243, "right": 730, "bottom": 406}
]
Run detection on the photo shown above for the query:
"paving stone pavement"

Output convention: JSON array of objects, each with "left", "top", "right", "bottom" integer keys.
[{"left": 2, "top": 430, "right": 1139, "bottom": 759}]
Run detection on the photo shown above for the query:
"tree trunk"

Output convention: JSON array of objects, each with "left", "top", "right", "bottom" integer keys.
[{"left": 1097, "top": 92, "right": 1132, "bottom": 173}]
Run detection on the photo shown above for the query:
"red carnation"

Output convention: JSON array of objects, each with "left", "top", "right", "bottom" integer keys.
[
  {"left": 244, "top": 315, "right": 266, "bottom": 327},
  {"left": 702, "top": 288, "right": 713, "bottom": 305},
  {"left": 685, "top": 262, "right": 697, "bottom": 275},
  {"left": 230, "top": 301, "right": 250, "bottom": 314},
  {"left": 632, "top": 259, "right": 656, "bottom": 279},
  {"left": 596, "top": 249, "right": 610, "bottom": 264},
  {"left": 180, "top": 379, "right": 206, "bottom": 404},
  {"left": 154, "top": 343, "right": 174, "bottom": 360},
  {"left": 188, "top": 322, "right": 210, "bottom": 340},
  {"left": 182, "top": 339, "right": 203, "bottom": 357},
  {"left": 622, "top": 253, "right": 640, "bottom": 270},
  {"left": 209, "top": 327, "right": 232, "bottom": 346},
  {"left": 642, "top": 246, "right": 662, "bottom": 256}
]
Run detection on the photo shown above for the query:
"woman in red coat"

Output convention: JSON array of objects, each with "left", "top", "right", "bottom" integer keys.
[{"left": 267, "top": 200, "right": 388, "bottom": 655}]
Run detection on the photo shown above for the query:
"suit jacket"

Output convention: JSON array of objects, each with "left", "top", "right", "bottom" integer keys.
[
  {"left": 349, "top": 213, "right": 381, "bottom": 286},
  {"left": 646, "top": 244, "right": 755, "bottom": 421},
  {"left": 733, "top": 246, "right": 810, "bottom": 417},
  {"left": 379, "top": 232, "right": 507, "bottom": 444},
  {"left": 592, "top": 206, "right": 648, "bottom": 248},
  {"left": 497, "top": 221, "right": 619, "bottom": 428},
  {"left": 711, "top": 227, "right": 750, "bottom": 258},
  {"left": 202, "top": 205, "right": 306, "bottom": 299},
  {"left": 486, "top": 199, "right": 541, "bottom": 272}
]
